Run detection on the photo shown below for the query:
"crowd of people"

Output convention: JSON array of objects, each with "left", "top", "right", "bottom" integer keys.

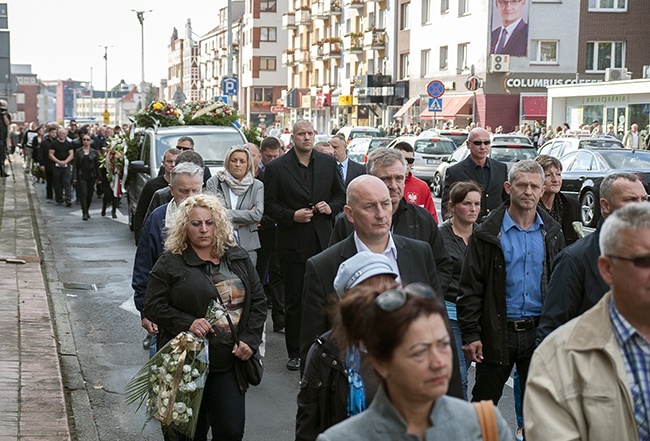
[{"left": 3, "top": 111, "right": 648, "bottom": 441}]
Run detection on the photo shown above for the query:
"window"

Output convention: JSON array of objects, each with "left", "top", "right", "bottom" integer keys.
[
  {"left": 440, "top": 46, "right": 448, "bottom": 70},
  {"left": 441, "top": 0, "right": 449, "bottom": 13},
  {"left": 457, "top": 43, "right": 468, "bottom": 72},
  {"left": 421, "top": 50, "right": 431, "bottom": 77},
  {"left": 253, "top": 88, "right": 274, "bottom": 103},
  {"left": 16, "top": 93, "right": 25, "bottom": 104},
  {"left": 586, "top": 41, "right": 625, "bottom": 71},
  {"left": 531, "top": 40, "right": 558, "bottom": 63},
  {"left": 400, "top": 53, "right": 410, "bottom": 79},
  {"left": 422, "top": 0, "right": 431, "bottom": 24},
  {"left": 459, "top": 0, "right": 469, "bottom": 15},
  {"left": 588, "top": 0, "right": 627, "bottom": 11},
  {"left": 346, "top": 63, "right": 351, "bottom": 79},
  {"left": 400, "top": 3, "right": 410, "bottom": 30},
  {"left": 259, "top": 57, "right": 277, "bottom": 71},
  {"left": 571, "top": 152, "right": 594, "bottom": 172},
  {"left": 260, "top": 0, "right": 277, "bottom": 12},
  {"left": 260, "top": 27, "right": 277, "bottom": 42}
]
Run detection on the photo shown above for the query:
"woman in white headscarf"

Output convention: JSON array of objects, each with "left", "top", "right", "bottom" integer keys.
[{"left": 205, "top": 144, "right": 264, "bottom": 266}]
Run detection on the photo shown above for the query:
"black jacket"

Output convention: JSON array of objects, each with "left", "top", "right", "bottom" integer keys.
[
  {"left": 536, "top": 221, "right": 608, "bottom": 344},
  {"left": 329, "top": 198, "right": 453, "bottom": 297},
  {"left": 457, "top": 203, "right": 565, "bottom": 365},
  {"left": 72, "top": 147, "right": 100, "bottom": 181},
  {"left": 144, "top": 245, "right": 267, "bottom": 391},
  {"left": 539, "top": 192, "right": 581, "bottom": 246}
]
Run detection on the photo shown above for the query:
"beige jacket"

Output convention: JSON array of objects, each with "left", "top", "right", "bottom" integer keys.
[{"left": 524, "top": 292, "right": 639, "bottom": 441}]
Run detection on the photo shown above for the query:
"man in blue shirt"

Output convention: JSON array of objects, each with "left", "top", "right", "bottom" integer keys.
[{"left": 457, "top": 160, "right": 565, "bottom": 404}]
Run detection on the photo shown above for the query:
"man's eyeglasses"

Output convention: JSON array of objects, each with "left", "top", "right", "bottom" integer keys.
[
  {"left": 471, "top": 140, "right": 491, "bottom": 146},
  {"left": 176, "top": 146, "right": 193, "bottom": 151},
  {"left": 404, "top": 157, "right": 415, "bottom": 165},
  {"left": 606, "top": 254, "right": 650, "bottom": 268},
  {"left": 497, "top": 0, "right": 523, "bottom": 5},
  {"left": 375, "top": 283, "right": 436, "bottom": 312}
]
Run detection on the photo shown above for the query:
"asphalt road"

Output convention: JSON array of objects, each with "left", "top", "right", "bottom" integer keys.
[{"left": 31, "top": 183, "right": 518, "bottom": 440}]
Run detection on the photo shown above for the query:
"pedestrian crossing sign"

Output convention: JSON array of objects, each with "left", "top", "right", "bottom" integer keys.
[{"left": 428, "top": 98, "right": 442, "bottom": 112}]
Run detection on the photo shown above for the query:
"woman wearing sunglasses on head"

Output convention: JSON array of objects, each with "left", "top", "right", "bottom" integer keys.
[{"left": 317, "top": 284, "right": 511, "bottom": 441}]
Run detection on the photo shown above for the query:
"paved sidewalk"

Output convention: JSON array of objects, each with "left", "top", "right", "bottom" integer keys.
[{"left": 0, "top": 158, "right": 71, "bottom": 441}]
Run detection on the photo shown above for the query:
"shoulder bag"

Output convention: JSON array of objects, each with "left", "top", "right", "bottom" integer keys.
[{"left": 473, "top": 400, "right": 499, "bottom": 441}]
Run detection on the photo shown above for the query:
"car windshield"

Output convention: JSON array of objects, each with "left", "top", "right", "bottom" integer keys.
[
  {"left": 579, "top": 139, "right": 624, "bottom": 149},
  {"left": 155, "top": 132, "right": 244, "bottom": 168},
  {"left": 414, "top": 139, "right": 456, "bottom": 155},
  {"left": 493, "top": 136, "right": 532, "bottom": 145},
  {"left": 369, "top": 138, "right": 392, "bottom": 149},
  {"left": 601, "top": 151, "right": 650, "bottom": 169},
  {"left": 490, "top": 146, "right": 537, "bottom": 163},
  {"left": 442, "top": 134, "right": 469, "bottom": 147},
  {"left": 350, "top": 130, "right": 380, "bottom": 140}
]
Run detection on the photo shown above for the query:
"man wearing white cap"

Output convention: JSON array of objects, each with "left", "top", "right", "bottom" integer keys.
[{"left": 296, "top": 252, "right": 398, "bottom": 441}]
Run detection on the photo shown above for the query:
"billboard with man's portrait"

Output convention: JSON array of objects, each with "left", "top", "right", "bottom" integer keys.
[{"left": 490, "top": 0, "right": 530, "bottom": 57}]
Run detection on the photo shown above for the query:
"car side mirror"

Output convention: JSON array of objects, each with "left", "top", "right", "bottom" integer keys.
[{"left": 128, "top": 160, "right": 149, "bottom": 174}]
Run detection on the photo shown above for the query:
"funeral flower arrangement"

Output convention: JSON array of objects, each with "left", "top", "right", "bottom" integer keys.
[
  {"left": 100, "top": 134, "right": 126, "bottom": 185},
  {"left": 180, "top": 99, "right": 239, "bottom": 126},
  {"left": 134, "top": 100, "right": 182, "bottom": 127},
  {"left": 126, "top": 300, "right": 224, "bottom": 438}
]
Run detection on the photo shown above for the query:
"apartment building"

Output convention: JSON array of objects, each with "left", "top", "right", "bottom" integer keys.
[
  {"left": 167, "top": 21, "right": 200, "bottom": 103},
  {"left": 11, "top": 64, "right": 39, "bottom": 125}
]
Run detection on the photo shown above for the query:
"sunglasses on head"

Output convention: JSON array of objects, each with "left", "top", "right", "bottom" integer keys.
[
  {"left": 471, "top": 140, "right": 491, "bottom": 146},
  {"left": 607, "top": 254, "right": 650, "bottom": 268},
  {"left": 375, "top": 283, "right": 435, "bottom": 312},
  {"left": 405, "top": 157, "right": 415, "bottom": 164}
]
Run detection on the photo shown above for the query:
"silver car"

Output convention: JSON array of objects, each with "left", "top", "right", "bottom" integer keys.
[{"left": 410, "top": 136, "right": 457, "bottom": 184}]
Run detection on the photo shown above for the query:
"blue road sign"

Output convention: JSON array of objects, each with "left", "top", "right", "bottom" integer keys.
[
  {"left": 428, "top": 98, "right": 442, "bottom": 112},
  {"left": 222, "top": 77, "right": 238, "bottom": 96},
  {"left": 427, "top": 80, "right": 445, "bottom": 98},
  {"left": 215, "top": 95, "right": 229, "bottom": 104}
]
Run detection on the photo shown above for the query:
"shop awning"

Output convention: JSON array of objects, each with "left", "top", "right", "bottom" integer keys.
[
  {"left": 420, "top": 95, "right": 473, "bottom": 119},
  {"left": 393, "top": 96, "right": 420, "bottom": 120},
  {"left": 522, "top": 96, "right": 548, "bottom": 120}
]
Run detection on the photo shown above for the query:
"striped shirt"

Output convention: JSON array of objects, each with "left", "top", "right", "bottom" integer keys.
[{"left": 610, "top": 299, "right": 650, "bottom": 441}]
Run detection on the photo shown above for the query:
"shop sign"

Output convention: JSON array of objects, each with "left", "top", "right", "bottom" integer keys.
[
  {"left": 583, "top": 95, "right": 627, "bottom": 105},
  {"left": 339, "top": 95, "right": 353, "bottom": 106},
  {"left": 504, "top": 76, "right": 602, "bottom": 89}
]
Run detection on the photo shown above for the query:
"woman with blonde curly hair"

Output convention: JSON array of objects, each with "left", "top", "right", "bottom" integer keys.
[{"left": 145, "top": 194, "right": 267, "bottom": 441}]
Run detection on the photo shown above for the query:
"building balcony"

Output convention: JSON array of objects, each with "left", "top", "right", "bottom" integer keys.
[
  {"left": 323, "top": 0, "right": 342, "bottom": 15},
  {"left": 295, "top": 48, "right": 311, "bottom": 64},
  {"left": 363, "top": 30, "right": 387, "bottom": 49},
  {"left": 311, "top": 44, "right": 324, "bottom": 59},
  {"left": 321, "top": 40, "right": 342, "bottom": 59},
  {"left": 282, "top": 13, "right": 296, "bottom": 29},
  {"left": 343, "top": 34, "right": 364, "bottom": 52},
  {"left": 218, "top": 47, "right": 229, "bottom": 58},
  {"left": 311, "top": 2, "right": 325, "bottom": 18},
  {"left": 282, "top": 52, "right": 295, "bottom": 65},
  {"left": 343, "top": 0, "right": 364, "bottom": 8},
  {"left": 296, "top": 9, "right": 311, "bottom": 24}
]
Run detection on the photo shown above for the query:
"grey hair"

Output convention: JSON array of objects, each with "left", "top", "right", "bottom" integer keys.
[
  {"left": 599, "top": 202, "right": 650, "bottom": 256},
  {"left": 170, "top": 161, "right": 204, "bottom": 185},
  {"left": 600, "top": 172, "right": 639, "bottom": 202},
  {"left": 367, "top": 148, "right": 406, "bottom": 176},
  {"left": 508, "top": 159, "right": 544, "bottom": 184}
]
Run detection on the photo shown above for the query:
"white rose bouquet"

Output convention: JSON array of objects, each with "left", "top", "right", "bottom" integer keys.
[{"left": 126, "top": 332, "right": 209, "bottom": 438}]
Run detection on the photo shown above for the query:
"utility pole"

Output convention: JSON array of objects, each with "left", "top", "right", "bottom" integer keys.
[
  {"left": 90, "top": 66, "right": 93, "bottom": 120},
  {"left": 227, "top": 0, "right": 233, "bottom": 77},
  {"left": 100, "top": 45, "right": 110, "bottom": 125},
  {"left": 132, "top": 9, "right": 152, "bottom": 92}
]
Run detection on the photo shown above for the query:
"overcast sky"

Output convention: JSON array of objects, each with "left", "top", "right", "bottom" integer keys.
[{"left": 7, "top": 0, "right": 225, "bottom": 89}]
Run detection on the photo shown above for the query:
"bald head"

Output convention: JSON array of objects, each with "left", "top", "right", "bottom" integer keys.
[
  {"left": 467, "top": 127, "right": 491, "bottom": 164},
  {"left": 345, "top": 175, "right": 393, "bottom": 247}
]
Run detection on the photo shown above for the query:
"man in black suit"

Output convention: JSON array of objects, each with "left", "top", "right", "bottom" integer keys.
[
  {"left": 264, "top": 120, "right": 346, "bottom": 371},
  {"left": 300, "top": 174, "right": 463, "bottom": 398},
  {"left": 490, "top": 0, "right": 528, "bottom": 57},
  {"left": 329, "top": 134, "right": 366, "bottom": 187},
  {"left": 441, "top": 127, "right": 508, "bottom": 220}
]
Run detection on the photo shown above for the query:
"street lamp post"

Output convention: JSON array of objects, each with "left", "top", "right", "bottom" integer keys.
[
  {"left": 100, "top": 45, "right": 110, "bottom": 125},
  {"left": 132, "top": 10, "right": 153, "bottom": 92}
]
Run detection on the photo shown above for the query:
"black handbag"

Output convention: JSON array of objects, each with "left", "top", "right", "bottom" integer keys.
[{"left": 214, "top": 291, "right": 263, "bottom": 386}]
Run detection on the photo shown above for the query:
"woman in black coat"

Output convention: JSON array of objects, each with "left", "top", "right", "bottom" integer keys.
[
  {"left": 72, "top": 135, "right": 100, "bottom": 220},
  {"left": 145, "top": 194, "right": 267, "bottom": 441},
  {"left": 535, "top": 155, "right": 582, "bottom": 245}
]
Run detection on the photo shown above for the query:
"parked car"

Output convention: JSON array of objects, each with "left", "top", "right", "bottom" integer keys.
[
  {"left": 430, "top": 142, "right": 538, "bottom": 197},
  {"left": 492, "top": 134, "right": 533, "bottom": 146},
  {"left": 538, "top": 136, "right": 624, "bottom": 158},
  {"left": 417, "top": 129, "right": 469, "bottom": 148},
  {"left": 336, "top": 126, "right": 381, "bottom": 143},
  {"left": 559, "top": 148, "right": 650, "bottom": 227},
  {"left": 386, "top": 135, "right": 418, "bottom": 149},
  {"left": 410, "top": 136, "right": 458, "bottom": 184},
  {"left": 348, "top": 137, "right": 394, "bottom": 164},
  {"left": 126, "top": 124, "right": 246, "bottom": 231}
]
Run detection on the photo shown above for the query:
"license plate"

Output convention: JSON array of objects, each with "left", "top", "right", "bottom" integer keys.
[{"left": 426, "top": 159, "right": 438, "bottom": 165}]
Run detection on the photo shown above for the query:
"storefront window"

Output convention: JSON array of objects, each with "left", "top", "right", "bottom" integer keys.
[
  {"left": 582, "top": 105, "right": 602, "bottom": 126},
  {"left": 628, "top": 104, "right": 650, "bottom": 133}
]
